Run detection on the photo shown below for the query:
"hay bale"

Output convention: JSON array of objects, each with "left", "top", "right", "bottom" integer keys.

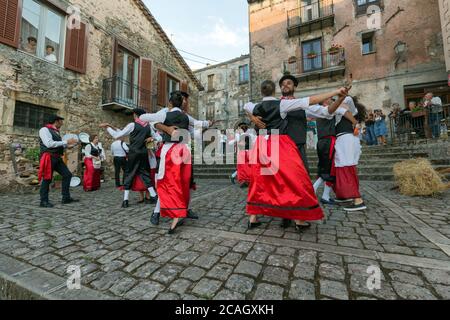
[{"left": 393, "top": 158, "right": 447, "bottom": 196}]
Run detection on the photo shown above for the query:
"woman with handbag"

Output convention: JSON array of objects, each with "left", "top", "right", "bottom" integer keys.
[{"left": 83, "top": 134, "right": 104, "bottom": 191}]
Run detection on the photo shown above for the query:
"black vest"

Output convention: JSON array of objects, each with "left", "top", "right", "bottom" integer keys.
[
  {"left": 317, "top": 117, "right": 337, "bottom": 139},
  {"left": 40, "top": 127, "right": 64, "bottom": 156},
  {"left": 286, "top": 110, "right": 307, "bottom": 145},
  {"left": 130, "top": 122, "right": 151, "bottom": 154},
  {"left": 163, "top": 110, "right": 190, "bottom": 143},
  {"left": 90, "top": 144, "right": 101, "bottom": 157},
  {"left": 336, "top": 117, "right": 354, "bottom": 136},
  {"left": 253, "top": 100, "right": 288, "bottom": 134}
]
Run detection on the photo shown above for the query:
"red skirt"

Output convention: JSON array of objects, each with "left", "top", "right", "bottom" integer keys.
[
  {"left": 157, "top": 144, "right": 192, "bottom": 219},
  {"left": 131, "top": 168, "right": 157, "bottom": 192},
  {"left": 246, "top": 135, "right": 323, "bottom": 221},
  {"left": 334, "top": 166, "right": 361, "bottom": 199},
  {"left": 237, "top": 150, "right": 251, "bottom": 184},
  {"left": 83, "top": 158, "right": 101, "bottom": 192}
]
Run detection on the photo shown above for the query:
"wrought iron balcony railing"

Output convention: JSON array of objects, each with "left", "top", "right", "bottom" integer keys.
[
  {"left": 101, "top": 76, "right": 156, "bottom": 112},
  {"left": 284, "top": 48, "right": 345, "bottom": 76},
  {"left": 287, "top": 0, "right": 335, "bottom": 36}
]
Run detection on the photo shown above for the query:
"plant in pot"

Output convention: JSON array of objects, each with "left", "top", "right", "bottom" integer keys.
[
  {"left": 307, "top": 51, "right": 318, "bottom": 59},
  {"left": 328, "top": 44, "right": 343, "bottom": 55},
  {"left": 411, "top": 105, "right": 426, "bottom": 118}
]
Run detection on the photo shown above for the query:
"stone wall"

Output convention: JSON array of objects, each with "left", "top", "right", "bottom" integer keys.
[
  {"left": 195, "top": 55, "right": 251, "bottom": 130},
  {"left": 248, "top": 0, "right": 446, "bottom": 111},
  {"left": 0, "top": 0, "right": 200, "bottom": 189}
]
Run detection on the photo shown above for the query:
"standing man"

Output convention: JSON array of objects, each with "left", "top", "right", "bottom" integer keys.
[
  {"left": 111, "top": 138, "right": 129, "bottom": 188},
  {"left": 423, "top": 92, "right": 443, "bottom": 139},
  {"left": 100, "top": 109, "right": 158, "bottom": 208},
  {"left": 38, "top": 115, "right": 79, "bottom": 208}
]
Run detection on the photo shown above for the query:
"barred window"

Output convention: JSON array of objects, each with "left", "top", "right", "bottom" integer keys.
[{"left": 14, "top": 101, "right": 57, "bottom": 129}]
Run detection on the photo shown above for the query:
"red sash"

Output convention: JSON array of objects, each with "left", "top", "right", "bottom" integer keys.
[{"left": 38, "top": 153, "right": 53, "bottom": 182}]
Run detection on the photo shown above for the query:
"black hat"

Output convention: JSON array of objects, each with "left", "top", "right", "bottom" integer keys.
[
  {"left": 133, "top": 108, "right": 146, "bottom": 117},
  {"left": 48, "top": 114, "right": 64, "bottom": 123},
  {"left": 181, "top": 91, "right": 190, "bottom": 98},
  {"left": 279, "top": 74, "right": 299, "bottom": 88}
]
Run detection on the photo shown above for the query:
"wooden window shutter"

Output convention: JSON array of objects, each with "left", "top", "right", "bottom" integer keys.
[
  {"left": 157, "top": 69, "right": 167, "bottom": 107},
  {"left": 64, "top": 21, "right": 88, "bottom": 74},
  {"left": 0, "top": 0, "right": 22, "bottom": 48},
  {"left": 139, "top": 58, "right": 152, "bottom": 111},
  {"left": 181, "top": 80, "right": 188, "bottom": 93}
]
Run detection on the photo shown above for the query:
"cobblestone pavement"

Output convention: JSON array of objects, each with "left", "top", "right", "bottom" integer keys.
[{"left": 0, "top": 180, "right": 449, "bottom": 300}]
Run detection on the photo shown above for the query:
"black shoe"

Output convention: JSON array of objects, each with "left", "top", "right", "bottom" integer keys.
[
  {"left": 295, "top": 222, "right": 311, "bottom": 232},
  {"left": 281, "top": 219, "right": 291, "bottom": 229},
  {"left": 122, "top": 200, "right": 129, "bottom": 208},
  {"left": 335, "top": 198, "right": 353, "bottom": 204},
  {"left": 344, "top": 202, "right": 367, "bottom": 212},
  {"left": 62, "top": 198, "right": 79, "bottom": 204},
  {"left": 146, "top": 196, "right": 158, "bottom": 205},
  {"left": 230, "top": 175, "right": 236, "bottom": 185},
  {"left": 151, "top": 212, "right": 160, "bottom": 226},
  {"left": 247, "top": 221, "right": 262, "bottom": 230},
  {"left": 168, "top": 219, "right": 185, "bottom": 235},
  {"left": 40, "top": 202, "right": 54, "bottom": 208},
  {"left": 187, "top": 209, "right": 199, "bottom": 220}
]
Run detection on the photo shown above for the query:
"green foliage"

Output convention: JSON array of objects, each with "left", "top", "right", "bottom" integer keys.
[{"left": 25, "top": 147, "right": 40, "bottom": 162}]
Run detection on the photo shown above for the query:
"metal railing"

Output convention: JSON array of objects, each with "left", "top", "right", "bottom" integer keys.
[
  {"left": 284, "top": 48, "right": 345, "bottom": 75},
  {"left": 388, "top": 105, "right": 450, "bottom": 144},
  {"left": 101, "top": 76, "right": 155, "bottom": 112},
  {"left": 287, "top": 0, "right": 334, "bottom": 29}
]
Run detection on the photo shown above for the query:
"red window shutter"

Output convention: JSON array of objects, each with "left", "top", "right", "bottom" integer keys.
[
  {"left": 0, "top": 0, "right": 22, "bottom": 48},
  {"left": 157, "top": 69, "right": 167, "bottom": 107},
  {"left": 64, "top": 22, "right": 88, "bottom": 74},
  {"left": 181, "top": 80, "right": 188, "bottom": 93},
  {"left": 139, "top": 58, "right": 152, "bottom": 112}
]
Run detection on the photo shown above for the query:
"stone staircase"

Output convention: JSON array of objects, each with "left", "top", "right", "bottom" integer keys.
[{"left": 193, "top": 145, "right": 450, "bottom": 182}]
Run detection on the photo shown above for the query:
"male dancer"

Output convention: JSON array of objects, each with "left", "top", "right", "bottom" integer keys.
[
  {"left": 100, "top": 109, "right": 158, "bottom": 208},
  {"left": 38, "top": 114, "right": 79, "bottom": 207},
  {"left": 244, "top": 81, "right": 350, "bottom": 231},
  {"left": 140, "top": 91, "right": 192, "bottom": 234},
  {"left": 313, "top": 97, "right": 359, "bottom": 205}
]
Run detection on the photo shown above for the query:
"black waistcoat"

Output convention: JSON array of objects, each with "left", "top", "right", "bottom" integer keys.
[
  {"left": 317, "top": 117, "right": 337, "bottom": 139},
  {"left": 336, "top": 117, "right": 354, "bottom": 136},
  {"left": 253, "top": 100, "right": 288, "bottom": 134},
  {"left": 40, "top": 127, "right": 64, "bottom": 156},
  {"left": 130, "top": 122, "right": 151, "bottom": 154},
  {"left": 286, "top": 110, "right": 307, "bottom": 145},
  {"left": 90, "top": 144, "right": 101, "bottom": 157},
  {"left": 163, "top": 110, "right": 190, "bottom": 143}
]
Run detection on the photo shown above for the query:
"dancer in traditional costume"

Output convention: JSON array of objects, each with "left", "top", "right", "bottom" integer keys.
[
  {"left": 140, "top": 91, "right": 192, "bottom": 234},
  {"left": 83, "top": 134, "right": 105, "bottom": 192},
  {"left": 100, "top": 109, "right": 158, "bottom": 208},
  {"left": 244, "top": 80, "right": 350, "bottom": 231},
  {"left": 313, "top": 97, "right": 359, "bottom": 205},
  {"left": 38, "top": 115, "right": 79, "bottom": 207},
  {"left": 230, "top": 123, "right": 256, "bottom": 187},
  {"left": 333, "top": 96, "right": 368, "bottom": 212}
]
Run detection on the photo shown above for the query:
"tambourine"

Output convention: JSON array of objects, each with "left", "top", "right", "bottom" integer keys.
[{"left": 146, "top": 140, "right": 156, "bottom": 151}]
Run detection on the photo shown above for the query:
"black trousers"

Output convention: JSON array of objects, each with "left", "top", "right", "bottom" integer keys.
[
  {"left": 40, "top": 157, "right": 72, "bottom": 203},
  {"left": 113, "top": 156, "right": 127, "bottom": 187},
  {"left": 123, "top": 152, "right": 153, "bottom": 190},
  {"left": 296, "top": 143, "right": 310, "bottom": 174},
  {"left": 317, "top": 138, "right": 335, "bottom": 183}
]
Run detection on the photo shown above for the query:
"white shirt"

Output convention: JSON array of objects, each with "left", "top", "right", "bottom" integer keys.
[
  {"left": 107, "top": 122, "right": 161, "bottom": 141},
  {"left": 39, "top": 127, "right": 67, "bottom": 149},
  {"left": 84, "top": 143, "right": 106, "bottom": 161},
  {"left": 45, "top": 53, "right": 57, "bottom": 63},
  {"left": 244, "top": 97, "right": 338, "bottom": 120},
  {"left": 111, "top": 140, "right": 129, "bottom": 157}
]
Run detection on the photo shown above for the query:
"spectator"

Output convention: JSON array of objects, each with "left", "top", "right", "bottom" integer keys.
[
  {"left": 389, "top": 103, "right": 401, "bottom": 136},
  {"left": 44, "top": 45, "right": 58, "bottom": 63},
  {"left": 423, "top": 93, "right": 443, "bottom": 139},
  {"left": 365, "top": 112, "right": 377, "bottom": 146},
  {"left": 23, "top": 36, "right": 37, "bottom": 54},
  {"left": 306, "top": 119, "right": 317, "bottom": 150},
  {"left": 374, "top": 109, "right": 388, "bottom": 146}
]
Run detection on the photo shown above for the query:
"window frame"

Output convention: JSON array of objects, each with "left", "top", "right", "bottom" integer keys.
[
  {"left": 355, "top": 0, "right": 382, "bottom": 16},
  {"left": 13, "top": 101, "right": 58, "bottom": 130},
  {"left": 361, "top": 31, "right": 376, "bottom": 55},
  {"left": 207, "top": 74, "right": 215, "bottom": 92},
  {"left": 238, "top": 64, "right": 249, "bottom": 84},
  {"left": 19, "top": 0, "right": 67, "bottom": 66}
]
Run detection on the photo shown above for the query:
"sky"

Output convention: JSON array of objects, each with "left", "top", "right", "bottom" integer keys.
[{"left": 142, "top": 0, "right": 249, "bottom": 70}]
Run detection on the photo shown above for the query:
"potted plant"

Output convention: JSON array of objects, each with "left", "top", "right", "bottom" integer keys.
[
  {"left": 328, "top": 44, "right": 343, "bottom": 55},
  {"left": 287, "top": 56, "right": 297, "bottom": 64},
  {"left": 411, "top": 105, "right": 426, "bottom": 118},
  {"left": 307, "top": 51, "right": 318, "bottom": 59}
]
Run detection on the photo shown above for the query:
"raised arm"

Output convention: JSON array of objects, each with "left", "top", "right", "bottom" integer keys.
[
  {"left": 140, "top": 109, "right": 167, "bottom": 124},
  {"left": 106, "top": 123, "right": 135, "bottom": 140}
]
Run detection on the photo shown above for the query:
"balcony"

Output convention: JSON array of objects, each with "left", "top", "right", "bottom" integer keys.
[
  {"left": 101, "top": 76, "right": 156, "bottom": 113},
  {"left": 287, "top": 0, "right": 335, "bottom": 37},
  {"left": 284, "top": 48, "right": 346, "bottom": 82}
]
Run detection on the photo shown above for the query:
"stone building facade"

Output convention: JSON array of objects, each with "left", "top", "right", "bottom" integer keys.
[
  {"left": 439, "top": 0, "right": 450, "bottom": 73},
  {"left": 0, "top": 0, "right": 202, "bottom": 188},
  {"left": 248, "top": 0, "right": 448, "bottom": 111},
  {"left": 194, "top": 55, "right": 251, "bottom": 130}
]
